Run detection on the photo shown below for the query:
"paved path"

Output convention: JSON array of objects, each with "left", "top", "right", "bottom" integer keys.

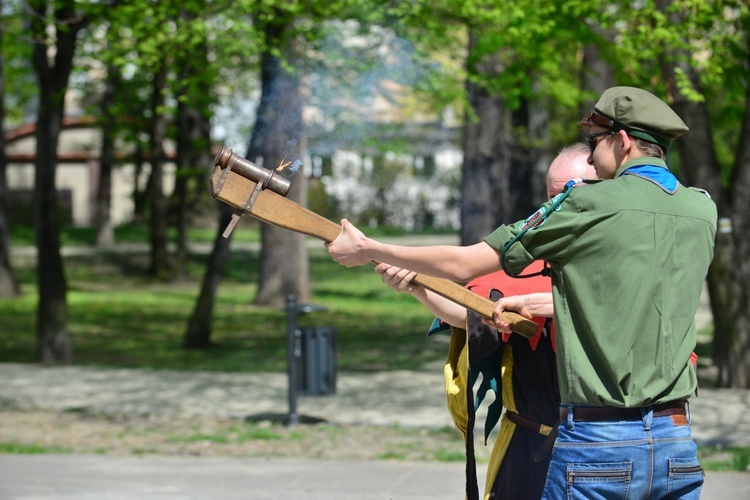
[{"left": 0, "top": 454, "right": 747, "bottom": 500}]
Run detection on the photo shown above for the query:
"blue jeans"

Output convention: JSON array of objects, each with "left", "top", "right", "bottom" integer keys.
[{"left": 542, "top": 404, "right": 704, "bottom": 499}]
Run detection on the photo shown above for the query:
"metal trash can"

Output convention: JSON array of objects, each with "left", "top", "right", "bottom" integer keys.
[
  {"left": 285, "top": 294, "right": 336, "bottom": 425},
  {"left": 296, "top": 326, "right": 336, "bottom": 396}
]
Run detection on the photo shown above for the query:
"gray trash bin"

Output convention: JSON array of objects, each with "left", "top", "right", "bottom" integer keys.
[
  {"left": 285, "top": 294, "right": 337, "bottom": 425},
  {"left": 296, "top": 326, "right": 336, "bottom": 396}
]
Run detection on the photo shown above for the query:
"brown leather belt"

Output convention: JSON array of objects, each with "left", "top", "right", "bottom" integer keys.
[
  {"left": 559, "top": 401, "right": 687, "bottom": 422},
  {"left": 505, "top": 411, "right": 554, "bottom": 436}
]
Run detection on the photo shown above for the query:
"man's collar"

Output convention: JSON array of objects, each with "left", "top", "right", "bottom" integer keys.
[
  {"left": 614, "top": 156, "right": 667, "bottom": 178},
  {"left": 616, "top": 157, "right": 678, "bottom": 194}
]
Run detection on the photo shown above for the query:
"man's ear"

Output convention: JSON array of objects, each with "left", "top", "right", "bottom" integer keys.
[{"left": 618, "top": 129, "right": 633, "bottom": 152}]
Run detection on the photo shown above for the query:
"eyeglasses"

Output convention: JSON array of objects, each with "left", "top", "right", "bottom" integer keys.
[{"left": 586, "top": 130, "right": 617, "bottom": 154}]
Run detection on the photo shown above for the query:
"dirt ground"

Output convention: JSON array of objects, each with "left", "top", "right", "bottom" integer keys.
[
  {"left": 0, "top": 408, "right": 486, "bottom": 463},
  {"left": 2, "top": 408, "right": 747, "bottom": 475}
]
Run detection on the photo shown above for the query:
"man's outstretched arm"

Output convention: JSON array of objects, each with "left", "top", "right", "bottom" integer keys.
[{"left": 326, "top": 219, "right": 502, "bottom": 283}]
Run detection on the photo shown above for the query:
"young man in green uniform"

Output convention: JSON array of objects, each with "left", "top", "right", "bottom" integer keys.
[
  {"left": 326, "top": 87, "right": 716, "bottom": 498},
  {"left": 376, "top": 144, "right": 595, "bottom": 500}
]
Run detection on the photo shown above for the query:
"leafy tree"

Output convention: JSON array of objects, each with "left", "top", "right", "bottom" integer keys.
[
  {"left": 184, "top": 3, "right": 267, "bottom": 347},
  {"left": 390, "top": 0, "right": 750, "bottom": 386},
  {"left": 569, "top": 0, "right": 750, "bottom": 387},
  {"left": 93, "top": 59, "right": 121, "bottom": 248},
  {"left": 187, "top": 0, "right": 407, "bottom": 346},
  {"left": 84, "top": 1, "right": 209, "bottom": 278},
  {"left": 184, "top": 202, "right": 235, "bottom": 348},
  {"left": 172, "top": 3, "right": 215, "bottom": 280},
  {"left": 651, "top": 0, "right": 750, "bottom": 387},
  {"left": 248, "top": 8, "right": 311, "bottom": 307},
  {"left": 388, "top": 1, "right": 595, "bottom": 244},
  {"left": 27, "top": 0, "right": 92, "bottom": 363}
]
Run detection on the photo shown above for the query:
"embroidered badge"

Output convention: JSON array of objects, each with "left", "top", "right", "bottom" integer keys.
[
  {"left": 518, "top": 207, "right": 547, "bottom": 231},
  {"left": 517, "top": 187, "right": 569, "bottom": 231}
]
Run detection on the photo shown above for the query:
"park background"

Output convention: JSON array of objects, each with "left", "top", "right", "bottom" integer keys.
[{"left": 0, "top": 0, "right": 749, "bottom": 477}]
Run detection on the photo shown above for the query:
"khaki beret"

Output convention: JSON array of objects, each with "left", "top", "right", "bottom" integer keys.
[{"left": 579, "top": 86, "right": 689, "bottom": 148}]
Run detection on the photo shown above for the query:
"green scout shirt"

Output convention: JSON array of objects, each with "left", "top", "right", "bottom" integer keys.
[{"left": 484, "top": 157, "right": 717, "bottom": 408}]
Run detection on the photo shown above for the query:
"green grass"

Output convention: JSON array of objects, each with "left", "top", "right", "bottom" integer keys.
[
  {"left": 699, "top": 445, "right": 750, "bottom": 472},
  {"left": 2, "top": 226, "right": 443, "bottom": 373},
  {"left": 10, "top": 223, "right": 263, "bottom": 246},
  {"left": 0, "top": 442, "right": 72, "bottom": 454},
  {"left": 168, "top": 423, "right": 285, "bottom": 445}
]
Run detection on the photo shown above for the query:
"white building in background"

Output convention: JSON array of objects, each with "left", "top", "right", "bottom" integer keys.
[
  {"left": 321, "top": 148, "right": 462, "bottom": 230},
  {"left": 4, "top": 116, "right": 176, "bottom": 227},
  {"left": 4, "top": 116, "right": 463, "bottom": 230}
]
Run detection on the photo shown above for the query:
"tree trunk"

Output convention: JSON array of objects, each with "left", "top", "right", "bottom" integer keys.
[
  {"left": 172, "top": 130, "right": 213, "bottom": 283},
  {"left": 0, "top": 14, "right": 20, "bottom": 298},
  {"left": 510, "top": 98, "right": 547, "bottom": 216},
  {"left": 173, "top": 12, "right": 213, "bottom": 281},
  {"left": 95, "top": 63, "right": 120, "bottom": 248},
  {"left": 668, "top": 81, "right": 739, "bottom": 385},
  {"left": 460, "top": 29, "right": 513, "bottom": 246},
  {"left": 131, "top": 145, "right": 147, "bottom": 224},
  {"left": 724, "top": 77, "right": 750, "bottom": 387},
  {"left": 174, "top": 108, "right": 190, "bottom": 281},
  {"left": 184, "top": 203, "right": 234, "bottom": 349},
  {"left": 0, "top": 157, "right": 17, "bottom": 297},
  {"left": 706, "top": 223, "right": 740, "bottom": 386},
  {"left": 460, "top": 30, "right": 542, "bottom": 245},
  {"left": 148, "top": 65, "right": 170, "bottom": 278},
  {"left": 664, "top": 63, "right": 739, "bottom": 385},
  {"left": 580, "top": 30, "right": 617, "bottom": 113},
  {"left": 34, "top": 61, "right": 72, "bottom": 364},
  {"left": 179, "top": 6, "right": 222, "bottom": 348},
  {"left": 28, "top": 0, "right": 86, "bottom": 363},
  {"left": 658, "top": 0, "right": 750, "bottom": 387},
  {"left": 249, "top": 18, "right": 310, "bottom": 308}
]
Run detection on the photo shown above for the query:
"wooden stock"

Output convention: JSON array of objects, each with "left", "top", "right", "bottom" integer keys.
[{"left": 211, "top": 166, "right": 539, "bottom": 339}]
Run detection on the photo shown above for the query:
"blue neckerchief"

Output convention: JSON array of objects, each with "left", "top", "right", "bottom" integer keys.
[{"left": 621, "top": 165, "right": 678, "bottom": 194}]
